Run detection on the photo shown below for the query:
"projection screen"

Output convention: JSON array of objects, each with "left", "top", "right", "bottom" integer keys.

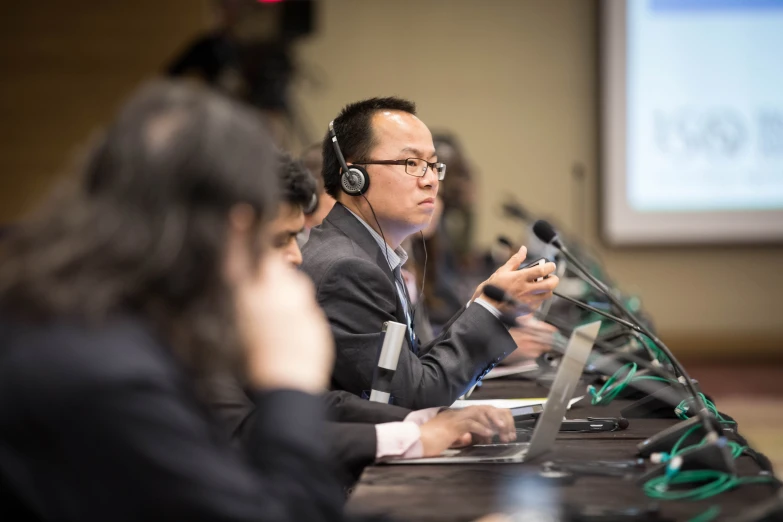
[{"left": 601, "top": 0, "right": 783, "bottom": 245}]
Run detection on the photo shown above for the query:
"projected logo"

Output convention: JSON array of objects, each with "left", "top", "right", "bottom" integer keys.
[
  {"left": 758, "top": 110, "right": 783, "bottom": 156},
  {"left": 654, "top": 109, "right": 747, "bottom": 159}
]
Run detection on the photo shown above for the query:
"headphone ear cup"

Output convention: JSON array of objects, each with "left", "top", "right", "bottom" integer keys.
[{"left": 340, "top": 165, "right": 370, "bottom": 196}]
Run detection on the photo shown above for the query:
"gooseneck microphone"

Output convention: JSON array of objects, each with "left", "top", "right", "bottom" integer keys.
[
  {"left": 532, "top": 222, "right": 706, "bottom": 415},
  {"left": 486, "top": 284, "right": 675, "bottom": 384},
  {"left": 532, "top": 220, "right": 609, "bottom": 296},
  {"left": 553, "top": 291, "right": 640, "bottom": 332},
  {"left": 531, "top": 221, "right": 733, "bottom": 471}
]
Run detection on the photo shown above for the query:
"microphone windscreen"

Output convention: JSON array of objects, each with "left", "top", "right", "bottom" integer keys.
[
  {"left": 617, "top": 417, "right": 630, "bottom": 430},
  {"left": 532, "top": 220, "right": 558, "bottom": 244},
  {"left": 483, "top": 284, "right": 508, "bottom": 303}
]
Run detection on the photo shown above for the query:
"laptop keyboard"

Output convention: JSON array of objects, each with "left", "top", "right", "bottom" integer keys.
[{"left": 453, "top": 443, "right": 529, "bottom": 458}]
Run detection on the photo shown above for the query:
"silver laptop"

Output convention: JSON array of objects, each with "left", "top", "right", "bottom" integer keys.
[{"left": 386, "top": 321, "right": 601, "bottom": 464}]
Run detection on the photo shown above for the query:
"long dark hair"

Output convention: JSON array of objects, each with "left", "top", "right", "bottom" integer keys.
[{"left": 0, "top": 80, "right": 278, "bottom": 377}]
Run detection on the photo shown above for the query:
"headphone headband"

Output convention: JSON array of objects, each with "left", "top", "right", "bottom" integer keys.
[{"left": 328, "top": 120, "right": 351, "bottom": 174}]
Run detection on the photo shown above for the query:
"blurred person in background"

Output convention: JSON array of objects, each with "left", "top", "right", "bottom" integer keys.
[
  {"left": 301, "top": 142, "right": 336, "bottom": 230},
  {"left": 0, "top": 80, "right": 350, "bottom": 522},
  {"left": 412, "top": 134, "right": 556, "bottom": 363},
  {"left": 167, "top": 0, "right": 313, "bottom": 146},
  {"left": 431, "top": 133, "right": 478, "bottom": 273},
  {"left": 269, "top": 153, "right": 317, "bottom": 266},
  {"left": 412, "top": 133, "right": 486, "bottom": 328},
  {"left": 302, "top": 97, "right": 559, "bottom": 409},
  {"left": 201, "top": 153, "right": 517, "bottom": 488}
]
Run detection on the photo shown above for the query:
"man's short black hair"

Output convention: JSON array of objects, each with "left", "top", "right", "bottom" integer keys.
[
  {"left": 321, "top": 96, "right": 416, "bottom": 200},
  {"left": 279, "top": 152, "right": 318, "bottom": 214}
]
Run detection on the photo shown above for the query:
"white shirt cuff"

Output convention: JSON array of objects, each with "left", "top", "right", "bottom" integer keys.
[
  {"left": 475, "top": 297, "right": 503, "bottom": 319},
  {"left": 403, "top": 407, "right": 441, "bottom": 425},
  {"left": 375, "top": 422, "right": 423, "bottom": 460}
]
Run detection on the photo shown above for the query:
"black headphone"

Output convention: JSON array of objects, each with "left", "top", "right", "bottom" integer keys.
[{"left": 328, "top": 120, "right": 370, "bottom": 196}]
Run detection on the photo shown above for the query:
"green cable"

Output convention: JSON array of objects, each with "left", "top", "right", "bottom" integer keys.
[
  {"left": 638, "top": 333, "right": 669, "bottom": 363},
  {"left": 645, "top": 428, "right": 764, "bottom": 503},
  {"left": 667, "top": 423, "right": 746, "bottom": 460},
  {"left": 589, "top": 363, "right": 637, "bottom": 405},
  {"left": 589, "top": 363, "right": 672, "bottom": 406},
  {"left": 675, "top": 394, "right": 736, "bottom": 425},
  {"left": 670, "top": 424, "right": 702, "bottom": 455},
  {"left": 687, "top": 505, "right": 720, "bottom": 522},
  {"left": 644, "top": 471, "right": 776, "bottom": 501},
  {"left": 643, "top": 407, "right": 757, "bottom": 504}
]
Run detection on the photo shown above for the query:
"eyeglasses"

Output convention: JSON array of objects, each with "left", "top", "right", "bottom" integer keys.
[{"left": 355, "top": 158, "right": 447, "bottom": 181}]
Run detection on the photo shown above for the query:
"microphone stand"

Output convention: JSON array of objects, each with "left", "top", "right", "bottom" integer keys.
[
  {"left": 542, "top": 236, "right": 714, "bottom": 424},
  {"left": 552, "top": 293, "right": 719, "bottom": 419},
  {"left": 542, "top": 311, "right": 676, "bottom": 384},
  {"left": 491, "top": 280, "right": 733, "bottom": 471},
  {"left": 537, "top": 238, "right": 735, "bottom": 475}
]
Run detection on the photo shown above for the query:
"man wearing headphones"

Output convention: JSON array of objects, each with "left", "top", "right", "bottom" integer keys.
[
  {"left": 200, "top": 153, "right": 517, "bottom": 487},
  {"left": 301, "top": 97, "right": 559, "bottom": 409}
]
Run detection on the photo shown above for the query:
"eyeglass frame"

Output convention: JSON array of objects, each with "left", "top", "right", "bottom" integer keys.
[{"left": 353, "top": 158, "right": 447, "bottom": 181}]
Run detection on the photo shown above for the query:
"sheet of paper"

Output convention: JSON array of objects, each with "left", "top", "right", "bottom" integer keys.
[
  {"left": 483, "top": 360, "right": 538, "bottom": 380},
  {"left": 450, "top": 396, "right": 584, "bottom": 410}
]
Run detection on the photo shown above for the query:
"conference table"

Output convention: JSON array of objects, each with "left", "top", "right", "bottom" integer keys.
[{"left": 346, "top": 375, "right": 779, "bottom": 521}]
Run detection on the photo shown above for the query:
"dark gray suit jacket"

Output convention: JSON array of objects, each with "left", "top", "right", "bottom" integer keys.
[
  {"left": 199, "top": 375, "right": 411, "bottom": 486},
  {"left": 301, "top": 203, "right": 516, "bottom": 409},
  {"left": 0, "top": 317, "right": 347, "bottom": 522}
]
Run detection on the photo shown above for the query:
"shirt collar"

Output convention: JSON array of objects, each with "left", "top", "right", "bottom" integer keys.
[{"left": 343, "top": 207, "right": 408, "bottom": 271}]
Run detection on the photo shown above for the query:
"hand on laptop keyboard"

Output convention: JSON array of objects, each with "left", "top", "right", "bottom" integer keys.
[{"left": 419, "top": 406, "right": 517, "bottom": 457}]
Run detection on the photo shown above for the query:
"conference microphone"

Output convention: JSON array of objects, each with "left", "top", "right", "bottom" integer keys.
[
  {"left": 487, "top": 284, "right": 649, "bottom": 347},
  {"left": 532, "top": 220, "right": 611, "bottom": 297},
  {"left": 369, "top": 321, "right": 407, "bottom": 404},
  {"left": 543, "top": 313, "right": 675, "bottom": 383},
  {"left": 549, "top": 291, "right": 719, "bottom": 418},
  {"left": 487, "top": 284, "right": 674, "bottom": 385},
  {"left": 532, "top": 220, "right": 703, "bottom": 407},
  {"left": 488, "top": 285, "right": 719, "bottom": 428},
  {"left": 532, "top": 220, "right": 734, "bottom": 473}
]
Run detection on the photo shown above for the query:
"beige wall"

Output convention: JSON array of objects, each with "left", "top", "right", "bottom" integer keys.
[
  {"left": 0, "top": 1, "right": 208, "bottom": 223},
  {"left": 2, "top": 0, "right": 780, "bottom": 358},
  {"left": 291, "top": 0, "right": 783, "bottom": 357}
]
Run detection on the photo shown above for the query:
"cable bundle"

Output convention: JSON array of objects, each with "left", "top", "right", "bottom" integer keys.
[
  {"left": 644, "top": 422, "right": 779, "bottom": 504},
  {"left": 587, "top": 362, "right": 671, "bottom": 406},
  {"left": 674, "top": 393, "right": 735, "bottom": 425}
]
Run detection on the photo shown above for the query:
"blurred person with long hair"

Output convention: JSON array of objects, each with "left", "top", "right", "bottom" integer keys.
[{"left": 0, "top": 81, "right": 348, "bottom": 522}]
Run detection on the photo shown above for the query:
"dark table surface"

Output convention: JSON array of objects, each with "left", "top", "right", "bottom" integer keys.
[{"left": 346, "top": 375, "right": 779, "bottom": 521}]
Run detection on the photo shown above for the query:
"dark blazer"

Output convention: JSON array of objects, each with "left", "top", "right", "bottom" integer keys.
[
  {"left": 301, "top": 203, "right": 516, "bottom": 409},
  {"left": 0, "top": 317, "right": 347, "bottom": 522},
  {"left": 200, "top": 377, "right": 411, "bottom": 486}
]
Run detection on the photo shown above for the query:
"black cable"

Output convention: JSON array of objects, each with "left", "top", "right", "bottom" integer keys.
[{"left": 417, "top": 230, "right": 427, "bottom": 311}]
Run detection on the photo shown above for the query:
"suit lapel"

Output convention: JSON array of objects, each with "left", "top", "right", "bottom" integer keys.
[{"left": 323, "top": 203, "right": 409, "bottom": 329}]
